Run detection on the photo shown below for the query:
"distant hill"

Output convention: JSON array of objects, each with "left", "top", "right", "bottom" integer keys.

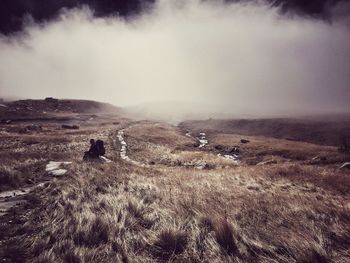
[
  {"left": 179, "top": 117, "right": 350, "bottom": 147},
  {"left": 0, "top": 98, "right": 121, "bottom": 121}
]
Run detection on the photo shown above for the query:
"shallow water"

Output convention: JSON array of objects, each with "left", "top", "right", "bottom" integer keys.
[{"left": 0, "top": 183, "right": 44, "bottom": 216}]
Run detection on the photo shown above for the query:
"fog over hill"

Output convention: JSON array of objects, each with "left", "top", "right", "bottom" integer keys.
[{"left": 1, "top": 0, "right": 349, "bottom": 120}]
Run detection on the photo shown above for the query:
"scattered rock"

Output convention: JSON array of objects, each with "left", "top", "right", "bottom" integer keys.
[
  {"left": 99, "top": 156, "right": 112, "bottom": 163},
  {"left": 118, "top": 130, "right": 129, "bottom": 160},
  {"left": 312, "top": 156, "right": 320, "bottom": 161},
  {"left": 183, "top": 160, "right": 209, "bottom": 169},
  {"left": 26, "top": 124, "right": 42, "bottom": 131},
  {"left": 310, "top": 155, "right": 327, "bottom": 164},
  {"left": 48, "top": 169, "right": 68, "bottom": 176},
  {"left": 257, "top": 160, "right": 277, "bottom": 166},
  {"left": 194, "top": 160, "right": 208, "bottom": 169},
  {"left": 19, "top": 124, "right": 43, "bottom": 134},
  {"left": 247, "top": 185, "right": 260, "bottom": 191},
  {"left": 3, "top": 120, "right": 12, "bottom": 124},
  {"left": 46, "top": 161, "right": 72, "bottom": 176},
  {"left": 230, "top": 146, "right": 240, "bottom": 154},
  {"left": 340, "top": 162, "right": 350, "bottom": 170},
  {"left": 62, "top": 124, "right": 79, "bottom": 130},
  {"left": 44, "top": 97, "right": 59, "bottom": 103},
  {"left": 217, "top": 153, "right": 239, "bottom": 164},
  {"left": 240, "top": 139, "right": 250, "bottom": 144},
  {"left": 215, "top": 145, "right": 240, "bottom": 164},
  {"left": 198, "top": 132, "right": 208, "bottom": 148}
]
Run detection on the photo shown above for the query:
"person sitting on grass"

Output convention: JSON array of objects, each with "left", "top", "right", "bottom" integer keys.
[{"left": 83, "top": 139, "right": 105, "bottom": 160}]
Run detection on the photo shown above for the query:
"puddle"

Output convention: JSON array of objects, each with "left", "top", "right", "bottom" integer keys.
[{"left": 0, "top": 183, "right": 44, "bottom": 216}]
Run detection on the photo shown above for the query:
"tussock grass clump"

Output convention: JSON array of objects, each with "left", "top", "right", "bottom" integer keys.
[
  {"left": 214, "top": 219, "right": 238, "bottom": 256},
  {"left": 299, "top": 249, "right": 328, "bottom": 263},
  {"left": 0, "top": 168, "right": 22, "bottom": 191},
  {"left": 151, "top": 229, "right": 188, "bottom": 260},
  {"left": 198, "top": 216, "right": 214, "bottom": 232},
  {"left": 126, "top": 200, "right": 155, "bottom": 229},
  {"left": 73, "top": 217, "right": 110, "bottom": 247}
]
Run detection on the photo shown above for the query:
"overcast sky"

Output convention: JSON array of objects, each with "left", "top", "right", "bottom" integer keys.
[{"left": 0, "top": 0, "right": 349, "bottom": 119}]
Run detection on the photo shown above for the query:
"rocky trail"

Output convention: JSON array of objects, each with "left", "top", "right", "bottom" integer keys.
[
  {"left": 117, "top": 129, "right": 146, "bottom": 167},
  {"left": 189, "top": 131, "right": 240, "bottom": 164},
  {"left": 116, "top": 126, "right": 241, "bottom": 169}
]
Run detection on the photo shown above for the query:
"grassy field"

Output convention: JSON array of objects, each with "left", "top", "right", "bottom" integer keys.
[
  {"left": 1, "top": 116, "right": 350, "bottom": 262},
  {"left": 179, "top": 118, "right": 350, "bottom": 147}
]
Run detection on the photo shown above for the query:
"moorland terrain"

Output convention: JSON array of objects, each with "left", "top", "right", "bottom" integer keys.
[{"left": 0, "top": 98, "right": 349, "bottom": 263}]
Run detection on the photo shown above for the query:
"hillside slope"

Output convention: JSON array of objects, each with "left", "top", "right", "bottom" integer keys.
[
  {"left": 0, "top": 98, "right": 121, "bottom": 122},
  {"left": 179, "top": 118, "right": 350, "bottom": 147},
  {"left": 1, "top": 119, "right": 349, "bottom": 262}
]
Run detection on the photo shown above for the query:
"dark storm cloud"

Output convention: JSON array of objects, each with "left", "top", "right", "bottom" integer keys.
[
  {"left": 0, "top": 0, "right": 346, "bottom": 34},
  {"left": 0, "top": 0, "right": 154, "bottom": 34}
]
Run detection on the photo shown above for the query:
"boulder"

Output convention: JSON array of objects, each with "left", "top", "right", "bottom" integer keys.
[
  {"left": 48, "top": 169, "right": 67, "bottom": 176},
  {"left": 62, "top": 124, "right": 79, "bottom": 130},
  {"left": 45, "top": 97, "right": 59, "bottom": 103},
  {"left": 46, "top": 161, "right": 72, "bottom": 176},
  {"left": 241, "top": 139, "right": 250, "bottom": 144},
  {"left": 230, "top": 146, "right": 240, "bottom": 154},
  {"left": 194, "top": 160, "right": 208, "bottom": 170},
  {"left": 26, "top": 124, "right": 42, "bottom": 131}
]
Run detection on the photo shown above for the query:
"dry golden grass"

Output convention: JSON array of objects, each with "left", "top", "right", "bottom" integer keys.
[
  {"left": 0, "top": 123, "right": 116, "bottom": 192},
  {"left": 1, "top": 119, "right": 350, "bottom": 262},
  {"left": 210, "top": 133, "right": 348, "bottom": 165}
]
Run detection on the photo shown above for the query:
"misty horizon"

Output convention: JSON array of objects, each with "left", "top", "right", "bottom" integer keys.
[{"left": 1, "top": 0, "right": 350, "bottom": 120}]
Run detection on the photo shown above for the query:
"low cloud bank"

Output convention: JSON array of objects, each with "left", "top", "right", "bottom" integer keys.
[{"left": 0, "top": 0, "right": 349, "bottom": 120}]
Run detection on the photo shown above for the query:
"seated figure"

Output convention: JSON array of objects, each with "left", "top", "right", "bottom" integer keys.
[{"left": 83, "top": 139, "right": 105, "bottom": 160}]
